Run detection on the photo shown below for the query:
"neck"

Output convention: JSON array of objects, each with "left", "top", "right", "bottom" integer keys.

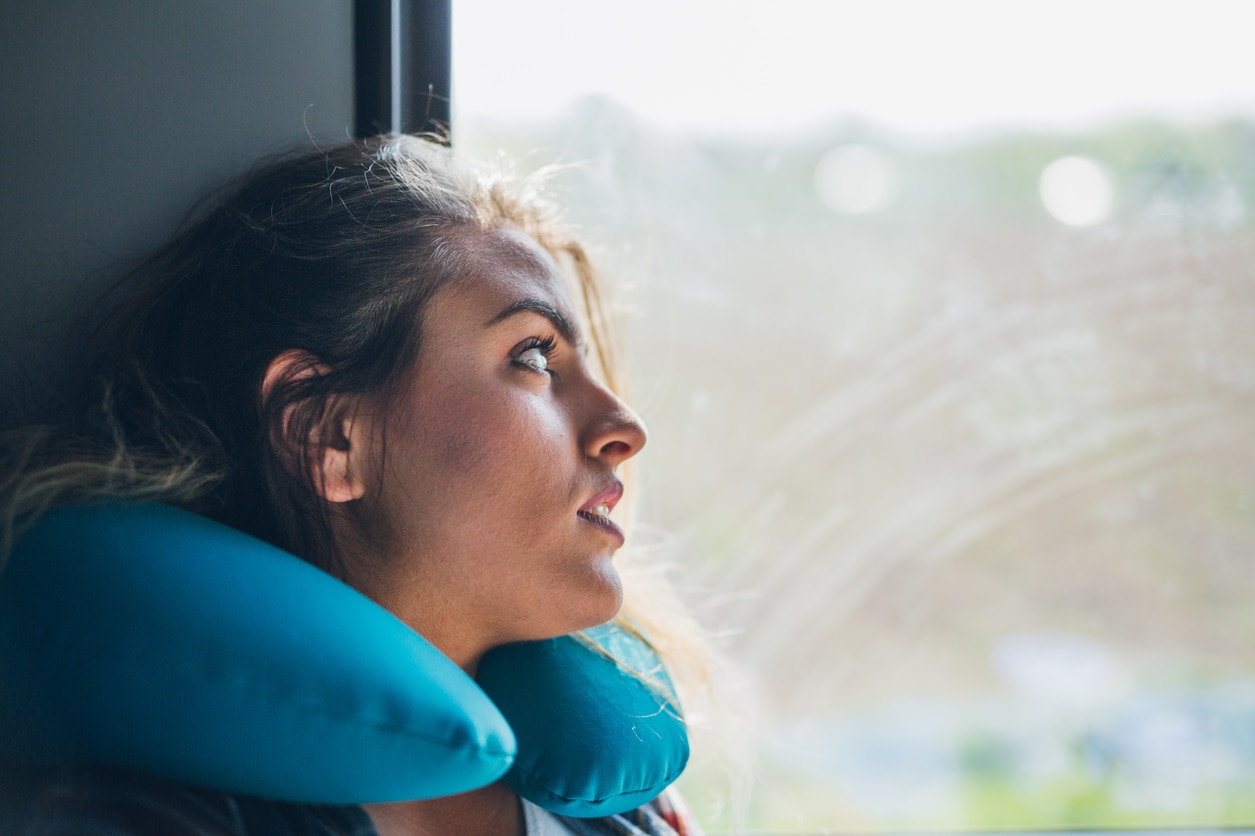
[{"left": 364, "top": 782, "right": 522, "bottom": 836}]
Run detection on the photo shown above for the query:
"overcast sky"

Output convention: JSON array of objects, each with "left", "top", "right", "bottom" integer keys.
[{"left": 454, "top": 0, "right": 1255, "bottom": 139}]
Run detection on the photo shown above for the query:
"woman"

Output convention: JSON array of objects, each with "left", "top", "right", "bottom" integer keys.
[{"left": 1, "top": 135, "right": 701, "bottom": 835}]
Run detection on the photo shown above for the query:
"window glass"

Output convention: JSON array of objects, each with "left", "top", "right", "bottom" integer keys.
[{"left": 455, "top": 3, "right": 1255, "bottom": 830}]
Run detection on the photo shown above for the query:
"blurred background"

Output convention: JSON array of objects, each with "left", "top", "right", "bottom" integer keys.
[{"left": 453, "top": 2, "right": 1255, "bottom": 831}]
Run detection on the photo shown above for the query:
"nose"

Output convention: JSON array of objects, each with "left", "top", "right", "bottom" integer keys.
[{"left": 581, "top": 385, "right": 648, "bottom": 468}]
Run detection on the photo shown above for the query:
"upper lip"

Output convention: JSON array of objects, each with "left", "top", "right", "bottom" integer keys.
[{"left": 579, "top": 479, "right": 624, "bottom": 514}]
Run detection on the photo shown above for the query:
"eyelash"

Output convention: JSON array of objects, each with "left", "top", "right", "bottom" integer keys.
[{"left": 513, "top": 335, "right": 560, "bottom": 380}]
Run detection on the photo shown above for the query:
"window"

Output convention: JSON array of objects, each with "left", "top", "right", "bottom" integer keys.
[{"left": 454, "top": 3, "right": 1255, "bottom": 830}]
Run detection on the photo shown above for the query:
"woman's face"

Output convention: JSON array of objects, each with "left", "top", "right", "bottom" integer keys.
[{"left": 343, "top": 228, "right": 646, "bottom": 669}]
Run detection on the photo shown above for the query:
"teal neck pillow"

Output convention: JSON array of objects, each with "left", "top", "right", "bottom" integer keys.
[{"left": 0, "top": 504, "right": 687, "bottom": 817}]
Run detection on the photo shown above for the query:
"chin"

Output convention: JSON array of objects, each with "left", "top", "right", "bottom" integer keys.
[
  {"left": 586, "top": 571, "right": 625, "bottom": 629},
  {"left": 552, "top": 559, "right": 624, "bottom": 637}
]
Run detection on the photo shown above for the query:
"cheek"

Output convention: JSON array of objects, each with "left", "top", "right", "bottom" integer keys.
[
  {"left": 475, "top": 401, "right": 574, "bottom": 518},
  {"left": 396, "top": 382, "right": 573, "bottom": 517}
]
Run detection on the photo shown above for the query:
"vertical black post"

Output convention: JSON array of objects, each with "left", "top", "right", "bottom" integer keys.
[
  {"left": 354, "top": 0, "right": 395, "bottom": 136},
  {"left": 400, "top": 0, "right": 451, "bottom": 139},
  {"left": 354, "top": 0, "right": 452, "bottom": 142}
]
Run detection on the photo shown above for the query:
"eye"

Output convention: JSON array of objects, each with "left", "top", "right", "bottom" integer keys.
[
  {"left": 517, "top": 346, "right": 549, "bottom": 373},
  {"left": 511, "top": 335, "right": 559, "bottom": 379}
]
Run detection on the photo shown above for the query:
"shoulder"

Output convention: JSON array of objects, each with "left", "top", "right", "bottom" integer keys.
[
  {"left": 640, "top": 788, "right": 701, "bottom": 836},
  {"left": 6, "top": 766, "right": 375, "bottom": 836},
  {"left": 546, "top": 788, "right": 703, "bottom": 836}
]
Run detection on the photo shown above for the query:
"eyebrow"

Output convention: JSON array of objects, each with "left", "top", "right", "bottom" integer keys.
[{"left": 488, "top": 297, "right": 583, "bottom": 347}]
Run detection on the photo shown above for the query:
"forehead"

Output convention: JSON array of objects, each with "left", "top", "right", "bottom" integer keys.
[{"left": 446, "top": 226, "right": 575, "bottom": 312}]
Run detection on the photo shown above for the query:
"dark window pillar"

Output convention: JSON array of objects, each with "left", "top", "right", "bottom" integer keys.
[{"left": 354, "top": 0, "right": 451, "bottom": 140}]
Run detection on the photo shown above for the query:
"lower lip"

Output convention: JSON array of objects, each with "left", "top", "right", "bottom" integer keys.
[{"left": 577, "top": 510, "right": 625, "bottom": 545}]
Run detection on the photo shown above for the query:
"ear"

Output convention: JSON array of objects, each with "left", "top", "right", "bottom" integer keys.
[{"left": 261, "top": 350, "right": 369, "bottom": 504}]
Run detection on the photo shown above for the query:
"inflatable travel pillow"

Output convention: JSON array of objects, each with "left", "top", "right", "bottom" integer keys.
[{"left": 0, "top": 504, "right": 688, "bottom": 817}]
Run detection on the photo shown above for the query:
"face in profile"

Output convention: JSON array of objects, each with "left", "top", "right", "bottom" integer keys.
[{"left": 333, "top": 227, "right": 647, "bottom": 669}]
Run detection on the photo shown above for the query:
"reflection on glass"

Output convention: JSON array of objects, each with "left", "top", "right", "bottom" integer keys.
[{"left": 457, "top": 4, "right": 1255, "bottom": 831}]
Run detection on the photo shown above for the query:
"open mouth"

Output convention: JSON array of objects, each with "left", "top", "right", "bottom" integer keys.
[
  {"left": 578, "top": 481, "right": 625, "bottom": 544},
  {"left": 577, "top": 506, "right": 624, "bottom": 543}
]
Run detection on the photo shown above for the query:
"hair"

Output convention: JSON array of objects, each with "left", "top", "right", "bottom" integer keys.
[{"left": 0, "top": 134, "right": 708, "bottom": 700}]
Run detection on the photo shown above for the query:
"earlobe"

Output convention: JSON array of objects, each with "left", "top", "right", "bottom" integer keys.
[{"left": 261, "top": 350, "right": 368, "bottom": 505}]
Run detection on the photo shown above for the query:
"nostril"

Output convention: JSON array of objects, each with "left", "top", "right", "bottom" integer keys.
[{"left": 601, "top": 440, "right": 631, "bottom": 459}]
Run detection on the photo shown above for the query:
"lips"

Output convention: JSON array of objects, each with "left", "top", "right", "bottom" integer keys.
[{"left": 577, "top": 480, "right": 625, "bottom": 544}]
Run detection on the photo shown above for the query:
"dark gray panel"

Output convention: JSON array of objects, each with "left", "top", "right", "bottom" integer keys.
[{"left": 0, "top": 0, "right": 353, "bottom": 420}]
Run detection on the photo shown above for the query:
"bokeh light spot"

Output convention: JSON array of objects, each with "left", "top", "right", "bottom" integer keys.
[{"left": 1039, "top": 155, "right": 1115, "bottom": 226}]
